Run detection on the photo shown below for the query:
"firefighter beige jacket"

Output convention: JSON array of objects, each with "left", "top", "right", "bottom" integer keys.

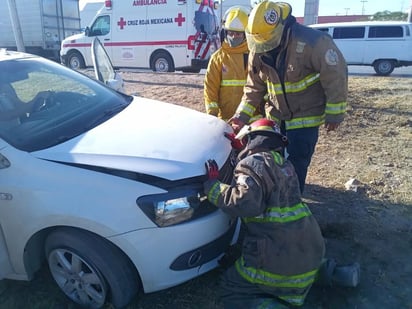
[
  {"left": 204, "top": 146, "right": 325, "bottom": 305},
  {"left": 204, "top": 40, "right": 249, "bottom": 121},
  {"left": 236, "top": 22, "right": 348, "bottom": 130}
]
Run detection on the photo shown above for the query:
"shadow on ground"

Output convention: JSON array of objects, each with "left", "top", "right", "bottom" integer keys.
[{"left": 0, "top": 184, "right": 411, "bottom": 309}]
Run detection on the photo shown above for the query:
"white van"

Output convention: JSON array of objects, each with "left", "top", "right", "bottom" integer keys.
[
  {"left": 61, "top": 0, "right": 221, "bottom": 72},
  {"left": 309, "top": 21, "right": 412, "bottom": 75}
]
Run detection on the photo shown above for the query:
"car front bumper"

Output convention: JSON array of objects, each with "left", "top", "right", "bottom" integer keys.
[{"left": 109, "top": 210, "right": 239, "bottom": 293}]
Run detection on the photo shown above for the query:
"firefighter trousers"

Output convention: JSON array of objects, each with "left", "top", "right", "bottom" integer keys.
[
  {"left": 219, "top": 265, "right": 290, "bottom": 309},
  {"left": 284, "top": 126, "right": 319, "bottom": 193}
]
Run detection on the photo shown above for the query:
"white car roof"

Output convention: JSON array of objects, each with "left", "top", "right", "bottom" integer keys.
[{"left": 310, "top": 21, "right": 412, "bottom": 28}]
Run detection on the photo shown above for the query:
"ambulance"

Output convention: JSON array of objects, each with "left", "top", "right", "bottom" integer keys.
[{"left": 60, "top": 0, "right": 221, "bottom": 72}]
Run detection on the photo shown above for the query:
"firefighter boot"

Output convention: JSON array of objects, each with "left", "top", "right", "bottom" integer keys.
[
  {"left": 332, "top": 262, "right": 361, "bottom": 288},
  {"left": 317, "top": 259, "right": 360, "bottom": 288}
]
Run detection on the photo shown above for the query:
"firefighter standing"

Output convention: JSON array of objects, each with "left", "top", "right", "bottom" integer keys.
[
  {"left": 229, "top": 1, "right": 348, "bottom": 193},
  {"left": 204, "top": 6, "right": 261, "bottom": 121},
  {"left": 204, "top": 119, "right": 360, "bottom": 309}
]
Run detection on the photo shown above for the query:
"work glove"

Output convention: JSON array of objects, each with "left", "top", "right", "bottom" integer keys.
[
  {"left": 205, "top": 159, "right": 219, "bottom": 180},
  {"left": 224, "top": 132, "right": 244, "bottom": 150},
  {"left": 325, "top": 122, "right": 340, "bottom": 132}
]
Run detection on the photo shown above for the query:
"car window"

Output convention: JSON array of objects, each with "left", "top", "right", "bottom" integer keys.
[
  {"left": 314, "top": 27, "right": 330, "bottom": 33},
  {"left": 0, "top": 56, "right": 132, "bottom": 152},
  {"left": 12, "top": 71, "right": 94, "bottom": 102},
  {"left": 333, "top": 27, "right": 365, "bottom": 39},
  {"left": 368, "top": 26, "right": 403, "bottom": 38},
  {"left": 92, "top": 37, "right": 115, "bottom": 83}
]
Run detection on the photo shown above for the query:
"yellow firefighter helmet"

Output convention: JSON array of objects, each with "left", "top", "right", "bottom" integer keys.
[
  {"left": 246, "top": 1, "right": 292, "bottom": 53},
  {"left": 223, "top": 6, "right": 250, "bottom": 32}
]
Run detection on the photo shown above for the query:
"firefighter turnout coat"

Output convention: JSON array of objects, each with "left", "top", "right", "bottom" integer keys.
[
  {"left": 204, "top": 149, "right": 325, "bottom": 306},
  {"left": 235, "top": 22, "right": 348, "bottom": 130},
  {"left": 204, "top": 40, "right": 249, "bottom": 121}
]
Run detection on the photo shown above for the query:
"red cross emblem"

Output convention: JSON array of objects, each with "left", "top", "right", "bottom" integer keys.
[
  {"left": 117, "top": 17, "right": 126, "bottom": 30},
  {"left": 174, "top": 13, "right": 185, "bottom": 27}
]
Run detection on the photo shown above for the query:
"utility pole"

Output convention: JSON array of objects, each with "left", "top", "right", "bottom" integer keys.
[
  {"left": 344, "top": 8, "right": 350, "bottom": 15},
  {"left": 6, "top": 0, "right": 25, "bottom": 52},
  {"left": 408, "top": 0, "right": 412, "bottom": 22},
  {"left": 360, "top": 0, "right": 368, "bottom": 15},
  {"left": 303, "top": 0, "right": 319, "bottom": 25}
]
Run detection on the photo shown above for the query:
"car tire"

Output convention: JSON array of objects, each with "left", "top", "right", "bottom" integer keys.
[
  {"left": 45, "top": 228, "right": 139, "bottom": 309},
  {"left": 151, "top": 51, "right": 174, "bottom": 72},
  {"left": 373, "top": 59, "right": 395, "bottom": 76},
  {"left": 67, "top": 51, "right": 86, "bottom": 70}
]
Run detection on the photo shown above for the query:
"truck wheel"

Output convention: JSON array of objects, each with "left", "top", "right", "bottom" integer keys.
[
  {"left": 373, "top": 60, "right": 395, "bottom": 76},
  {"left": 152, "top": 52, "right": 174, "bottom": 72},
  {"left": 45, "top": 228, "right": 140, "bottom": 309},
  {"left": 67, "top": 51, "right": 85, "bottom": 70}
]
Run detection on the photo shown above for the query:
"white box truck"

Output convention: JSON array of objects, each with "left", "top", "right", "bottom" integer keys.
[
  {"left": 0, "top": 0, "right": 81, "bottom": 61},
  {"left": 80, "top": 1, "right": 104, "bottom": 30},
  {"left": 61, "top": 0, "right": 221, "bottom": 72}
]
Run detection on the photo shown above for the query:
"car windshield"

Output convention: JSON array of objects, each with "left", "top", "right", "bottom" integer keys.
[{"left": 0, "top": 56, "right": 132, "bottom": 152}]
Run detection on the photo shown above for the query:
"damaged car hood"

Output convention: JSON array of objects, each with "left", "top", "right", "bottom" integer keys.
[{"left": 32, "top": 97, "right": 232, "bottom": 180}]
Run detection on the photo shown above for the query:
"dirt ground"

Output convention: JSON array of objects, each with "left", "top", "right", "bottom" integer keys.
[{"left": 0, "top": 70, "right": 411, "bottom": 309}]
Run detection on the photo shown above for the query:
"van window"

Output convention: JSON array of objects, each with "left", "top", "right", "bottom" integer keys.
[
  {"left": 333, "top": 27, "right": 365, "bottom": 39},
  {"left": 368, "top": 26, "right": 403, "bottom": 38},
  {"left": 91, "top": 15, "right": 110, "bottom": 36},
  {"left": 315, "top": 28, "right": 330, "bottom": 33}
]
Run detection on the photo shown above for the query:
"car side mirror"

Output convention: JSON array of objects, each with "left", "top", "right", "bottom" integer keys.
[{"left": 106, "top": 73, "right": 125, "bottom": 93}]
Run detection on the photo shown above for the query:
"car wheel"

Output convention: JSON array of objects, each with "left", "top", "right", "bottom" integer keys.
[
  {"left": 152, "top": 52, "right": 174, "bottom": 72},
  {"left": 67, "top": 51, "right": 85, "bottom": 70},
  {"left": 373, "top": 60, "right": 395, "bottom": 76},
  {"left": 45, "top": 228, "right": 139, "bottom": 309}
]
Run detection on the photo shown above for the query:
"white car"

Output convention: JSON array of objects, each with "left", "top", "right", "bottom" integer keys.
[{"left": 0, "top": 44, "right": 238, "bottom": 308}]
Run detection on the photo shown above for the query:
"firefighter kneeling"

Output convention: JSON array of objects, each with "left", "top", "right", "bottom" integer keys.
[{"left": 204, "top": 118, "right": 360, "bottom": 308}]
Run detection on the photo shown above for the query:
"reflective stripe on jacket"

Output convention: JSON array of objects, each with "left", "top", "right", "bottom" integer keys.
[
  {"left": 204, "top": 150, "right": 325, "bottom": 306},
  {"left": 235, "top": 22, "right": 348, "bottom": 129}
]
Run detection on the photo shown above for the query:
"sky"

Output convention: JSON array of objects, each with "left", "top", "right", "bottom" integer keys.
[
  {"left": 291, "top": 0, "right": 409, "bottom": 16},
  {"left": 79, "top": 0, "right": 410, "bottom": 16}
]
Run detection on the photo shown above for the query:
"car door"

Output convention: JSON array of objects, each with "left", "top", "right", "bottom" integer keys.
[
  {"left": 91, "top": 37, "right": 125, "bottom": 93},
  {"left": 0, "top": 227, "right": 13, "bottom": 279},
  {"left": 88, "top": 14, "right": 113, "bottom": 58},
  {"left": 0, "top": 147, "right": 13, "bottom": 279}
]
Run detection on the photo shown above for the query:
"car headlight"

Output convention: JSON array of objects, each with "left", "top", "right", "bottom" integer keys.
[
  {"left": 137, "top": 188, "right": 215, "bottom": 227},
  {"left": 155, "top": 196, "right": 196, "bottom": 227}
]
